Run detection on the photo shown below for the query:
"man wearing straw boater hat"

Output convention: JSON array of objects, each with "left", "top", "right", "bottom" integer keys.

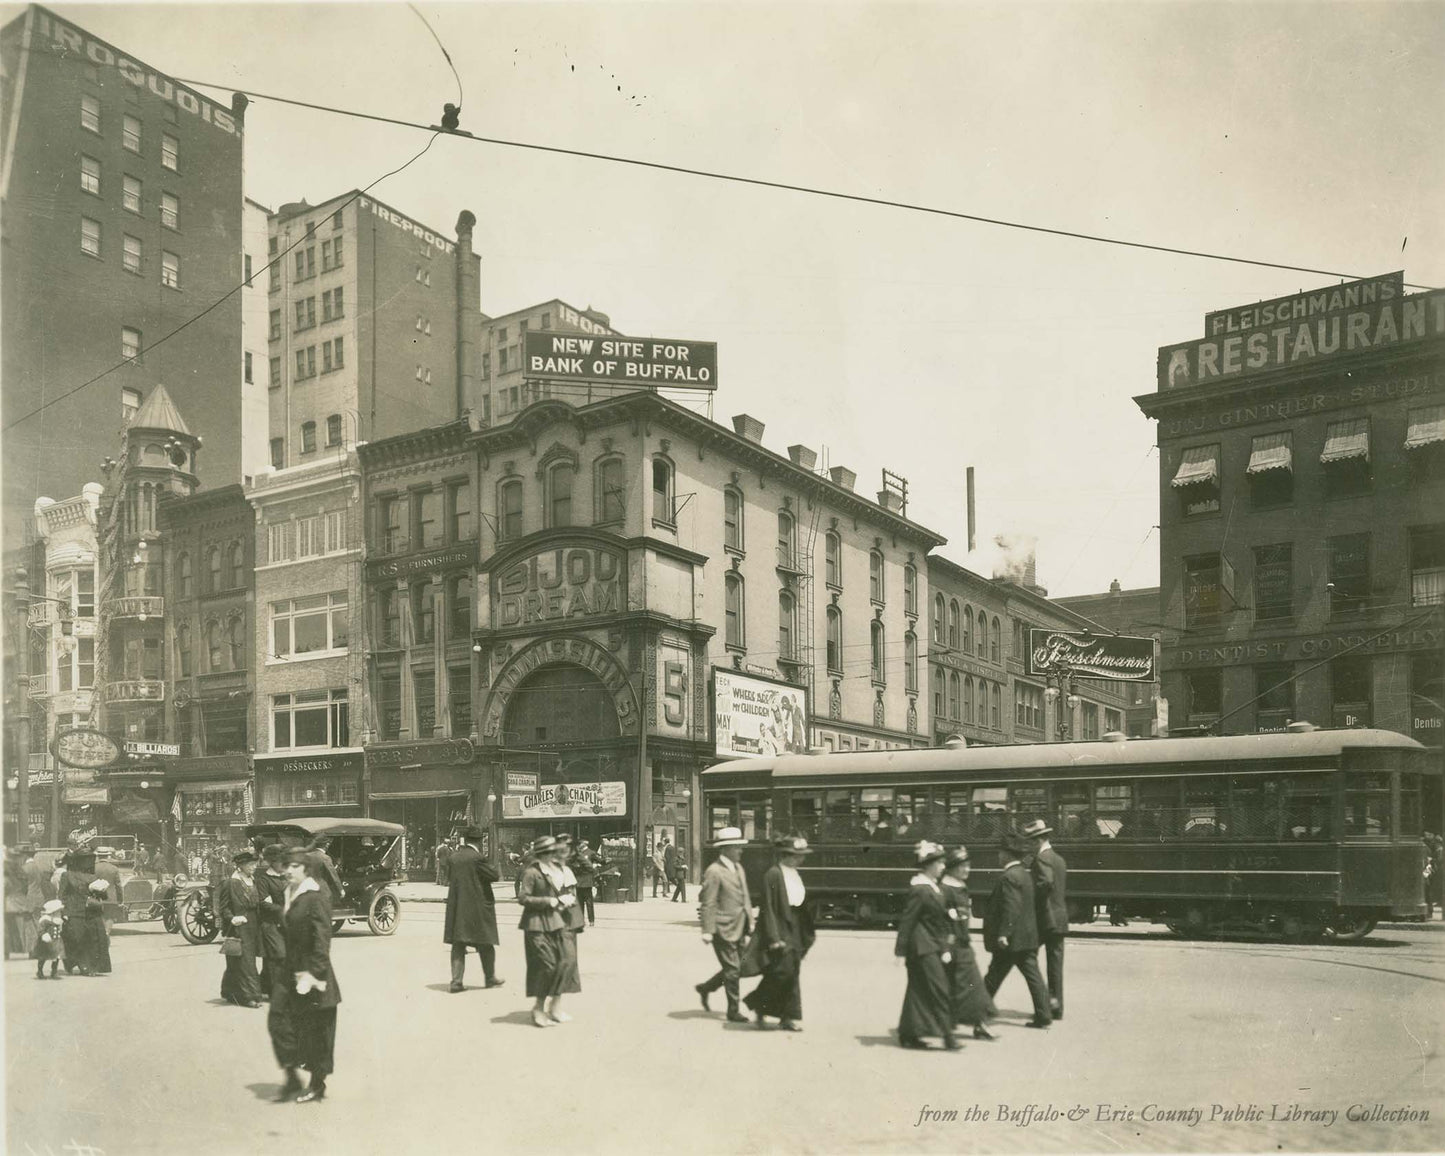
[
  {"left": 982, "top": 832, "right": 1051, "bottom": 1028},
  {"left": 695, "top": 827, "right": 754, "bottom": 1023},
  {"left": 1022, "top": 817, "right": 1068, "bottom": 1021}
]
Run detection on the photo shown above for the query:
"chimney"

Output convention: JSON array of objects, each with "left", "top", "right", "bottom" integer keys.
[
  {"left": 787, "top": 445, "right": 817, "bottom": 471},
  {"left": 231, "top": 92, "right": 249, "bottom": 128},
  {"left": 877, "top": 490, "right": 904, "bottom": 514},
  {"left": 454, "top": 210, "right": 481, "bottom": 419},
  {"left": 1109, "top": 578, "right": 1122, "bottom": 594},
  {"left": 966, "top": 466, "right": 976, "bottom": 553},
  {"left": 732, "top": 414, "right": 765, "bottom": 443},
  {"left": 829, "top": 466, "right": 856, "bottom": 491}
]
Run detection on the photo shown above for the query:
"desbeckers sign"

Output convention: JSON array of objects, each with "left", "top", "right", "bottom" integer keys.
[{"left": 493, "top": 546, "right": 624, "bottom": 626}]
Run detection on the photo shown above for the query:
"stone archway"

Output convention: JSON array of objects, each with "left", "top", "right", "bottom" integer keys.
[{"left": 479, "top": 634, "right": 638, "bottom": 742}]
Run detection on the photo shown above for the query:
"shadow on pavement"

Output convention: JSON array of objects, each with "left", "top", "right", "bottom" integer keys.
[
  {"left": 855, "top": 1034, "right": 901, "bottom": 1048},
  {"left": 244, "top": 1082, "right": 282, "bottom": 1102},
  {"left": 665, "top": 1008, "right": 715, "bottom": 1020},
  {"left": 489, "top": 1009, "right": 544, "bottom": 1027}
]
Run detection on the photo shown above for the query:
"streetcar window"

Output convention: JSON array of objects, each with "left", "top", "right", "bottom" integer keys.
[
  {"left": 1284, "top": 775, "right": 1332, "bottom": 840},
  {"left": 1010, "top": 785, "right": 1048, "bottom": 829},
  {"left": 942, "top": 789, "right": 970, "bottom": 841},
  {"left": 738, "top": 795, "right": 771, "bottom": 841},
  {"left": 1399, "top": 774, "right": 1421, "bottom": 837},
  {"left": 1182, "top": 777, "right": 1226, "bottom": 837},
  {"left": 1135, "top": 779, "right": 1179, "bottom": 837},
  {"left": 860, "top": 788, "right": 894, "bottom": 841},
  {"left": 709, "top": 803, "right": 735, "bottom": 835},
  {"left": 823, "top": 789, "right": 859, "bottom": 840},
  {"left": 1344, "top": 773, "right": 1391, "bottom": 837},
  {"left": 1229, "top": 776, "right": 1283, "bottom": 839},
  {"left": 1093, "top": 784, "right": 1131, "bottom": 838},
  {"left": 893, "top": 790, "right": 925, "bottom": 839},
  {"left": 970, "top": 786, "right": 1010, "bottom": 840},
  {"left": 1054, "top": 783, "right": 1090, "bottom": 839},
  {"left": 789, "top": 792, "right": 821, "bottom": 840}
]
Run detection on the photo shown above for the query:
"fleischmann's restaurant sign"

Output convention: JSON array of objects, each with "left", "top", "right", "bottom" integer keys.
[
  {"left": 1159, "top": 275, "right": 1445, "bottom": 392},
  {"left": 1024, "top": 630, "right": 1156, "bottom": 682}
]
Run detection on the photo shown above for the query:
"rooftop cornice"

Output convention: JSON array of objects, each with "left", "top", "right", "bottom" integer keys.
[{"left": 356, "top": 420, "right": 472, "bottom": 473}]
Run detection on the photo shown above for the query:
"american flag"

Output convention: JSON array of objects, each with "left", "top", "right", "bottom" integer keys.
[
  {"left": 170, "top": 792, "right": 183, "bottom": 824},
  {"left": 243, "top": 782, "right": 254, "bottom": 823}
]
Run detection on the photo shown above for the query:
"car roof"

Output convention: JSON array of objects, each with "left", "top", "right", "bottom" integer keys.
[{"left": 245, "top": 817, "right": 405, "bottom": 837}]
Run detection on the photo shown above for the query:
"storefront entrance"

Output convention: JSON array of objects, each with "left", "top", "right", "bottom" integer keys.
[{"left": 371, "top": 792, "right": 472, "bottom": 881}]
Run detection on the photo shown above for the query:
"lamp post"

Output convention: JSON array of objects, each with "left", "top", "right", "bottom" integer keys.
[
  {"left": 1043, "top": 663, "right": 1077, "bottom": 741},
  {"left": 12, "top": 568, "right": 30, "bottom": 844}
]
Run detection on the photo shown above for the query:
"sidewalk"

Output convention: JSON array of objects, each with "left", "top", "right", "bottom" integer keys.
[{"left": 391, "top": 879, "right": 699, "bottom": 916}]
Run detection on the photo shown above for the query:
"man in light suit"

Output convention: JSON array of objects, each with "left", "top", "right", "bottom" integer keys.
[
  {"left": 695, "top": 827, "right": 754, "bottom": 1024},
  {"left": 1023, "top": 817, "right": 1068, "bottom": 1020}
]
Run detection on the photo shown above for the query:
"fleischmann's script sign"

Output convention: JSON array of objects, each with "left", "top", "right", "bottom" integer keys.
[
  {"left": 524, "top": 332, "right": 717, "bottom": 390},
  {"left": 1025, "top": 630, "right": 1156, "bottom": 682}
]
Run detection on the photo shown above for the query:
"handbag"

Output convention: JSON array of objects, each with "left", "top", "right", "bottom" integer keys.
[{"left": 220, "top": 936, "right": 242, "bottom": 957}]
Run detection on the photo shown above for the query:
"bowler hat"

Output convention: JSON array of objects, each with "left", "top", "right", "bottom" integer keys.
[
  {"left": 773, "top": 834, "right": 813, "bottom": 856},
  {"left": 1020, "top": 818, "right": 1053, "bottom": 839},
  {"left": 459, "top": 824, "right": 486, "bottom": 841},
  {"left": 710, "top": 827, "right": 748, "bottom": 848},
  {"left": 912, "top": 840, "right": 946, "bottom": 866},
  {"left": 1000, "top": 833, "right": 1031, "bottom": 857}
]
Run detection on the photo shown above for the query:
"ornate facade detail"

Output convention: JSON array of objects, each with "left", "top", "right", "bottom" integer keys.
[
  {"left": 829, "top": 681, "right": 842, "bottom": 720},
  {"left": 906, "top": 699, "right": 918, "bottom": 734},
  {"left": 873, "top": 692, "right": 884, "bottom": 728}
]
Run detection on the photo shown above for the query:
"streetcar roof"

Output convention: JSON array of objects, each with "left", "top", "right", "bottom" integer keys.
[{"left": 702, "top": 728, "right": 1425, "bottom": 780}]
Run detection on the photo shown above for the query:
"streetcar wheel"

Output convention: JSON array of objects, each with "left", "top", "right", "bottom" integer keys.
[
  {"left": 1322, "top": 915, "right": 1376, "bottom": 942},
  {"left": 367, "top": 890, "right": 401, "bottom": 936},
  {"left": 178, "top": 894, "right": 219, "bottom": 944}
]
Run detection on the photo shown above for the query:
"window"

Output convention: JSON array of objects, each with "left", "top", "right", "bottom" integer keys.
[
  {"left": 870, "top": 550, "right": 884, "bottom": 603},
  {"left": 499, "top": 347, "right": 510, "bottom": 374},
  {"left": 121, "top": 328, "right": 141, "bottom": 363},
  {"left": 123, "top": 115, "right": 142, "bottom": 153},
  {"left": 991, "top": 684, "right": 1001, "bottom": 729},
  {"left": 207, "top": 547, "right": 222, "bottom": 593},
  {"left": 206, "top": 620, "right": 225, "bottom": 671},
  {"left": 81, "top": 216, "right": 101, "bottom": 257},
  {"left": 326, "top": 414, "right": 342, "bottom": 447},
  {"left": 295, "top": 297, "right": 316, "bottom": 330},
  {"left": 947, "top": 672, "right": 961, "bottom": 719},
  {"left": 323, "top": 287, "right": 344, "bottom": 321},
  {"left": 930, "top": 594, "right": 944, "bottom": 643},
  {"left": 904, "top": 631, "right": 918, "bottom": 692},
  {"left": 272, "top": 689, "right": 349, "bottom": 750},
  {"left": 227, "top": 543, "right": 244, "bottom": 589},
  {"left": 945, "top": 600, "right": 958, "bottom": 648},
  {"left": 1406, "top": 405, "right": 1445, "bottom": 484},
  {"left": 160, "top": 192, "right": 178, "bottom": 230},
  {"left": 301, "top": 422, "right": 316, "bottom": 454},
  {"left": 1081, "top": 703, "right": 1100, "bottom": 740},
  {"left": 1321, "top": 417, "right": 1371, "bottom": 497},
  {"left": 414, "top": 489, "right": 442, "bottom": 549},
  {"left": 1186, "top": 668, "right": 1222, "bottom": 720},
  {"left": 825, "top": 531, "right": 841, "bottom": 587},
  {"left": 228, "top": 617, "right": 246, "bottom": 669},
  {"left": 161, "top": 251, "right": 179, "bottom": 289},
  {"left": 79, "top": 154, "right": 101, "bottom": 195},
  {"left": 449, "top": 665, "right": 473, "bottom": 736},
  {"left": 1012, "top": 618, "right": 1024, "bottom": 658},
  {"left": 244, "top": 352, "right": 253, "bottom": 384},
  {"left": 1327, "top": 534, "right": 1369, "bottom": 618},
  {"left": 724, "top": 489, "right": 743, "bottom": 551},
  {"left": 1253, "top": 543, "right": 1292, "bottom": 621},
  {"left": 269, "top": 357, "right": 282, "bottom": 388},
  {"left": 962, "top": 676, "right": 973, "bottom": 724},
  {"left": 870, "top": 620, "right": 885, "bottom": 683},
  {"left": 1255, "top": 663, "right": 1294, "bottom": 731},
  {"left": 447, "top": 575, "right": 471, "bottom": 638},
  {"left": 322, "top": 337, "right": 344, "bottom": 371},
  {"left": 380, "top": 496, "right": 405, "bottom": 554},
  {"left": 160, "top": 132, "right": 178, "bottom": 170},
  {"left": 269, "top": 264, "right": 280, "bottom": 293},
  {"left": 269, "top": 438, "right": 283, "bottom": 470},
  {"left": 272, "top": 593, "right": 348, "bottom": 658},
  {"left": 1409, "top": 525, "right": 1445, "bottom": 607},
  {"left": 976, "top": 613, "right": 988, "bottom": 658},
  {"left": 269, "top": 310, "right": 281, "bottom": 342},
  {"left": 1183, "top": 553, "right": 1222, "bottom": 627},
  {"left": 778, "top": 590, "right": 796, "bottom": 662},
  {"left": 175, "top": 552, "right": 192, "bottom": 598},
  {"left": 267, "top": 521, "right": 294, "bottom": 563},
  {"left": 826, "top": 605, "right": 842, "bottom": 673},
  {"left": 376, "top": 588, "right": 401, "bottom": 649},
  {"left": 118, "top": 175, "right": 141, "bottom": 215},
  {"left": 294, "top": 346, "right": 316, "bottom": 379},
  {"left": 776, "top": 510, "right": 795, "bottom": 568},
  {"left": 991, "top": 617, "right": 1001, "bottom": 662},
  {"left": 499, "top": 479, "right": 523, "bottom": 541},
  {"left": 294, "top": 247, "right": 315, "bottom": 280},
  {"left": 547, "top": 462, "right": 574, "bottom": 528},
  {"left": 931, "top": 668, "right": 945, "bottom": 719},
  {"left": 1015, "top": 682, "right": 1043, "bottom": 729},
  {"left": 175, "top": 624, "right": 192, "bottom": 679},
  {"left": 412, "top": 583, "right": 435, "bottom": 643},
  {"left": 593, "top": 457, "right": 624, "bottom": 523},
  {"left": 81, "top": 94, "right": 100, "bottom": 132},
  {"left": 721, "top": 573, "right": 746, "bottom": 648},
  {"left": 904, "top": 565, "right": 917, "bottom": 615},
  {"left": 1344, "top": 772, "right": 1391, "bottom": 837},
  {"left": 1247, "top": 431, "right": 1294, "bottom": 507},
  {"left": 1172, "top": 444, "right": 1221, "bottom": 516},
  {"left": 1331, "top": 655, "right": 1372, "bottom": 728},
  {"left": 321, "top": 237, "right": 345, "bottom": 271},
  {"left": 652, "top": 459, "right": 674, "bottom": 524}
]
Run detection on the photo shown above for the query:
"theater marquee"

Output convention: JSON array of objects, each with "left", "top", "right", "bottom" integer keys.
[{"left": 492, "top": 544, "right": 625, "bottom": 626}]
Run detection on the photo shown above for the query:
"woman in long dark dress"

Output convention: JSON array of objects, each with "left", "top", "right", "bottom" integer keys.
[
  {"left": 270, "top": 848, "right": 341, "bottom": 1103},
  {"left": 941, "top": 846, "right": 998, "bottom": 1040},
  {"left": 744, "top": 834, "right": 815, "bottom": 1031},
  {"left": 517, "top": 836, "right": 581, "bottom": 1027},
  {"left": 58, "top": 850, "right": 107, "bottom": 975},
  {"left": 895, "top": 841, "right": 958, "bottom": 1050}
]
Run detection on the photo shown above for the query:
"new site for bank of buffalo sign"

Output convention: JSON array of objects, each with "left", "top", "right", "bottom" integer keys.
[
  {"left": 524, "top": 331, "right": 717, "bottom": 389},
  {"left": 712, "top": 669, "right": 810, "bottom": 759},
  {"left": 1158, "top": 274, "right": 1445, "bottom": 392},
  {"left": 1024, "top": 630, "right": 1157, "bottom": 682}
]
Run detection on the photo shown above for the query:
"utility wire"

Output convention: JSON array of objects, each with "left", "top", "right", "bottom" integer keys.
[
  {"left": 407, "top": 3, "right": 463, "bottom": 109},
  {"left": 172, "top": 77, "right": 1441, "bottom": 291}
]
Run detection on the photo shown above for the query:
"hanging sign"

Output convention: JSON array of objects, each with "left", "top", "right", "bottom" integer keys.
[
  {"left": 52, "top": 728, "right": 121, "bottom": 770},
  {"left": 1024, "top": 630, "right": 1156, "bottom": 681},
  {"left": 502, "top": 781, "right": 627, "bottom": 819}
]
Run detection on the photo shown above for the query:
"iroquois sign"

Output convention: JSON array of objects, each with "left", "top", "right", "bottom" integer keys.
[
  {"left": 1024, "top": 630, "right": 1156, "bottom": 682},
  {"left": 524, "top": 331, "right": 717, "bottom": 390}
]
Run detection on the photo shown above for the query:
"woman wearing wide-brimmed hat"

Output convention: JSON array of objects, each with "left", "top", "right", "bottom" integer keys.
[
  {"left": 895, "top": 841, "right": 959, "bottom": 1050},
  {"left": 742, "top": 834, "right": 815, "bottom": 1031},
  {"left": 271, "top": 847, "right": 341, "bottom": 1103},
  {"left": 517, "top": 835, "right": 582, "bottom": 1026},
  {"left": 941, "top": 847, "right": 998, "bottom": 1040}
]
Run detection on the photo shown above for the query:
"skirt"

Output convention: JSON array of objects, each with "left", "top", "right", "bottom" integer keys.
[
  {"left": 950, "top": 941, "right": 997, "bottom": 1026},
  {"left": 898, "top": 953, "right": 952, "bottom": 1041},
  {"left": 524, "top": 929, "right": 581, "bottom": 998},
  {"left": 744, "top": 947, "right": 802, "bottom": 1021}
]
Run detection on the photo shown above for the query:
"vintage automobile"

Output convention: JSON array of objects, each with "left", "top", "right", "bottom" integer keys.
[{"left": 174, "top": 817, "right": 406, "bottom": 944}]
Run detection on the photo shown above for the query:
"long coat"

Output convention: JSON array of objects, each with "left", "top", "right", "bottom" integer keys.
[
  {"left": 755, "top": 864, "right": 814, "bottom": 956},
  {"left": 699, "top": 858, "right": 753, "bottom": 944},
  {"left": 895, "top": 878, "right": 955, "bottom": 1040},
  {"left": 444, "top": 843, "right": 500, "bottom": 946},
  {"left": 283, "top": 886, "right": 341, "bottom": 1009},
  {"left": 224, "top": 874, "right": 261, "bottom": 950},
  {"left": 255, "top": 869, "right": 288, "bottom": 962},
  {"left": 941, "top": 879, "right": 996, "bottom": 1025},
  {"left": 1033, "top": 846, "right": 1069, "bottom": 935},
  {"left": 983, "top": 862, "right": 1040, "bottom": 953}
]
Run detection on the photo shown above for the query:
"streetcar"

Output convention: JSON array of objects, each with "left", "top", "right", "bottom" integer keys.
[{"left": 700, "top": 724, "right": 1436, "bottom": 942}]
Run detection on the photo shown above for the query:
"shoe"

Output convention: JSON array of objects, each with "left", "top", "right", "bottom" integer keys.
[
  {"left": 588, "top": 922, "right": 595, "bottom": 927},
  {"left": 1026, "top": 1019, "right": 1051, "bottom": 1029},
  {"left": 449, "top": 982, "right": 465, "bottom": 993},
  {"left": 241, "top": 1000, "right": 263, "bottom": 1009},
  {"left": 972, "top": 1025, "right": 999, "bottom": 1041},
  {"left": 296, "top": 1080, "right": 326, "bottom": 1103},
  {"left": 484, "top": 978, "right": 506, "bottom": 989},
  {"left": 275, "top": 1071, "right": 304, "bottom": 1102},
  {"left": 1051, "top": 1006, "right": 1064, "bottom": 1021},
  {"left": 899, "top": 1036, "right": 929, "bottom": 1050},
  {"left": 548, "top": 1010, "right": 573, "bottom": 1024},
  {"left": 726, "top": 1012, "right": 750, "bottom": 1023},
  {"left": 695, "top": 983, "right": 711, "bottom": 1012},
  {"left": 35, "top": 972, "right": 45, "bottom": 981},
  {"left": 943, "top": 1036, "right": 964, "bottom": 1051},
  {"left": 531, "top": 1009, "right": 554, "bottom": 1028},
  {"left": 755, "top": 1013, "right": 770, "bottom": 1030},
  {"left": 778, "top": 1020, "right": 801, "bottom": 1032}
]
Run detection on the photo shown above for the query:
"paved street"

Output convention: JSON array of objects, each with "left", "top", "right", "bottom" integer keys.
[{"left": 6, "top": 894, "right": 1442, "bottom": 1156}]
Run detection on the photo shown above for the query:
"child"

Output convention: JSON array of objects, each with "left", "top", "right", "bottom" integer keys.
[{"left": 32, "top": 898, "right": 65, "bottom": 979}]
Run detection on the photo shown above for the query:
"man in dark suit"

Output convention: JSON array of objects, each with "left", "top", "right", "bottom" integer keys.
[
  {"left": 443, "top": 825, "right": 504, "bottom": 992},
  {"left": 983, "top": 833, "right": 1052, "bottom": 1028},
  {"left": 695, "top": 827, "right": 754, "bottom": 1022},
  {"left": 663, "top": 838, "right": 680, "bottom": 902},
  {"left": 255, "top": 844, "right": 289, "bottom": 1001},
  {"left": 1023, "top": 817, "right": 1068, "bottom": 1020}
]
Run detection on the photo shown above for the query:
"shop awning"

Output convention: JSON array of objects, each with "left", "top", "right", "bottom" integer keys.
[
  {"left": 1405, "top": 405, "right": 1445, "bottom": 450},
  {"left": 176, "top": 780, "right": 250, "bottom": 794},
  {"left": 1171, "top": 444, "right": 1219, "bottom": 488},
  {"left": 1320, "top": 418, "right": 1370, "bottom": 463},
  {"left": 1246, "top": 431, "right": 1292, "bottom": 475},
  {"left": 369, "top": 790, "right": 472, "bottom": 800}
]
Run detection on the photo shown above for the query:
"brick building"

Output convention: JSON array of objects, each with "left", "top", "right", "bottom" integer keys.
[
  {"left": 1054, "top": 580, "right": 1163, "bottom": 738},
  {"left": 474, "top": 300, "right": 620, "bottom": 426}
]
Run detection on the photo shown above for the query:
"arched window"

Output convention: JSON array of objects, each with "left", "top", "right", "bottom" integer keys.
[
  {"left": 595, "top": 456, "right": 625, "bottom": 523},
  {"left": 963, "top": 675, "right": 973, "bottom": 724},
  {"left": 546, "top": 461, "right": 574, "bottom": 528},
  {"left": 825, "top": 531, "right": 841, "bottom": 587},
  {"left": 207, "top": 547, "right": 221, "bottom": 594},
  {"left": 651, "top": 457, "right": 674, "bottom": 524},
  {"left": 175, "top": 623, "right": 192, "bottom": 678},
  {"left": 229, "top": 616, "right": 245, "bottom": 669},
  {"left": 177, "top": 553, "right": 192, "bottom": 598},
  {"left": 991, "top": 616, "right": 1001, "bottom": 662},
  {"left": 976, "top": 611, "right": 987, "bottom": 657},
  {"left": 777, "top": 510, "right": 795, "bottom": 569},
  {"left": 870, "top": 619, "right": 884, "bottom": 683},
  {"left": 991, "top": 683, "right": 1001, "bottom": 729},
  {"left": 498, "top": 478, "right": 523, "bottom": 541},
  {"left": 870, "top": 550, "right": 884, "bottom": 603},
  {"left": 932, "top": 593, "right": 945, "bottom": 643},
  {"left": 778, "top": 590, "right": 796, "bottom": 661},
  {"left": 826, "top": 604, "right": 842, "bottom": 673},
  {"left": 724, "top": 572, "right": 744, "bottom": 648},
  {"left": 206, "top": 620, "right": 224, "bottom": 671},
  {"left": 724, "top": 487, "right": 744, "bottom": 551},
  {"left": 932, "top": 667, "right": 944, "bottom": 719},
  {"left": 904, "top": 565, "right": 917, "bottom": 616},
  {"left": 904, "top": 631, "right": 917, "bottom": 692},
  {"left": 228, "top": 542, "right": 244, "bottom": 589},
  {"left": 961, "top": 604, "right": 972, "bottom": 652},
  {"left": 948, "top": 600, "right": 959, "bottom": 648},
  {"left": 949, "top": 671, "right": 961, "bottom": 719}
]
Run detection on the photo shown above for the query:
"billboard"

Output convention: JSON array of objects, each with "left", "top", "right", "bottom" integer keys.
[
  {"left": 501, "top": 781, "right": 626, "bottom": 819},
  {"left": 524, "top": 331, "right": 717, "bottom": 390},
  {"left": 712, "top": 669, "right": 809, "bottom": 759},
  {"left": 1024, "top": 630, "right": 1156, "bottom": 682}
]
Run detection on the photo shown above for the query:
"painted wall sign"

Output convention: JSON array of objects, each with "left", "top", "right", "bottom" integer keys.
[
  {"left": 356, "top": 197, "right": 455, "bottom": 254},
  {"left": 713, "top": 669, "right": 809, "bottom": 759},
  {"left": 1203, "top": 273, "right": 1403, "bottom": 337},
  {"left": 525, "top": 332, "right": 717, "bottom": 390},
  {"left": 1158, "top": 288, "right": 1445, "bottom": 392},
  {"left": 505, "top": 770, "right": 540, "bottom": 794},
  {"left": 1172, "top": 626, "right": 1443, "bottom": 666},
  {"left": 1024, "top": 630, "right": 1157, "bottom": 681},
  {"left": 370, "top": 543, "right": 477, "bottom": 580},
  {"left": 503, "top": 781, "right": 627, "bottom": 819},
  {"left": 367, "top": 738, "right": 474, "bottom": 768},
  {"left": 254, "top": 751, "right": 365, "bottom": 775},
  {"left": 493, "top": 545, "right": 624, "bottom": 626},
  {"left": 52, "top": 727, "right": 120, "bottom": 770}
]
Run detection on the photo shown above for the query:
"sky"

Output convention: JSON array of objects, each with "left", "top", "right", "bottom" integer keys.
[{"left": 19, "top": 0, "right": 1445, "bottom": 597}]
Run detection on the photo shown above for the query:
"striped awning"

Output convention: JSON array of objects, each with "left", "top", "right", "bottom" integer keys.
[
  {"left": 1171, "top": 444, "right": 1219, "bottom": 488},
  {"left": 1405, "top": 405, "right": 1445, "bottom": 450},
  {"left": 1320, "top": 418, "right": 1370, "bottom": 463},
  {"left": 1246, "top": 431, "right": 1293, "bottom": 475}
]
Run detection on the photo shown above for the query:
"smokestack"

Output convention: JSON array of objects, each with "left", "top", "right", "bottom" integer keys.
[
  {"left": 454, "top": 211, "right": 481, "bottom": 420},
  {"left": 966, "top": 466, "right": 976, "bottom": 553}
]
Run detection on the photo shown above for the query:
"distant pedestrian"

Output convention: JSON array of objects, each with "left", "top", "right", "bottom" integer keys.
[
  {"left": 435, "top": 838, "right": 454, "bottom": 887},
  {"left": 307, "top": 837, "right": 344, "bottom": 907},
  {"left": 5, "top": 845, "right": 37, "bottom": 957},
  {"left": 983, "top": 834, "right": 1051, "bottom": 1029},
  {"left": 444, "top": 825, "right": 505, "bottom": 992},
  {"left": 695, "top": 827, "right": 753, "bottom": 1023},
  {"left": 653, "top": 838, "right": 670, "bottom": 899},
  {"left": 134, "top": 844, "right": 151, "bottom": 880},
  {"left": 941, "top": 847, "right": 996, "bottom": 1040},
  {"left": 1023, "top": 817, "right": 1067, "bottom": 1020},
  {"left": 662, "top": 838, "right": 678, "bottom": 901},
  {"left": 517, "top": 836, "right": 581, "bottom": 1027},
  {"left": 570, "top": 839, "right": 602, "bottom": 927},
  {"left": 670, "top": 846, "right": 689, "bottom": 904},
  {"left": 743, "top": 835, "right": 815, "bottom": 1031},
  {"left": 271, "top": 848, "right": 341, "bottom": 1103},
  {"left": 32, "top": 898, "right": 65, "bottom": 979},
  {"left": 895, "top": 841, "right": 959, "bottom": 1050},
  {"left": 221, "top": 850, "right": 262, "bottom": 1008},
  {"left": 86, "top": 878, "right": 113, "bottom": 974}
]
